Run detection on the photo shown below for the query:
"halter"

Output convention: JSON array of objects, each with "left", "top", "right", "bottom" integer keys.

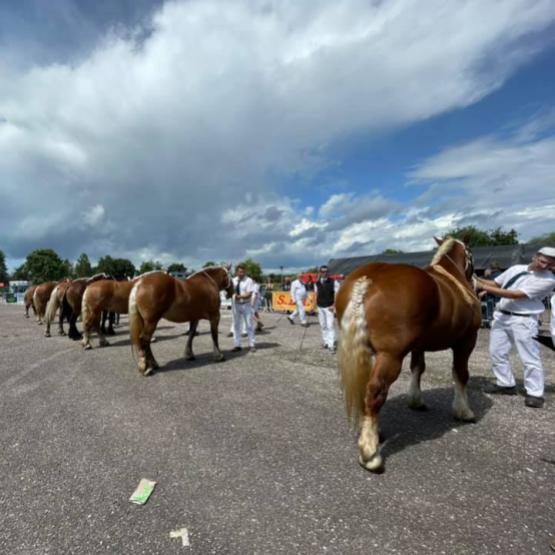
[{"left": 440, "top": 240, "right": 473, "bottom": 281}]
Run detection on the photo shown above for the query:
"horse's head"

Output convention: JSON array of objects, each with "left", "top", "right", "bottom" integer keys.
[
  {"left": 433, "top": 237, "right": 474, "bottom": 282},
  {"left": 220, "top": 266, "right": 234, "bottom": 298}
]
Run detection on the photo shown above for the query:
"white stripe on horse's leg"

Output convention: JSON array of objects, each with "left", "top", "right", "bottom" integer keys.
[
  {"left": 452, "top": 373, "right": 475, "bottom": 422},
  {"left": 358, "top": 415, "right": 382, "bottom": 471}
]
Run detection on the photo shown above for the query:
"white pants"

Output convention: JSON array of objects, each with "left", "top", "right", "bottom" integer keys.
[
  {"left": 233, "top": 302, "right": 255, "bottom": 348},
  {"left": 317, "top": 306, "right": 335, "bottom": 349},
  {"left": 550, "top": 294, "right": 555, "bottom": 341},
  {"left": 290, "top": 298, "right": 307, "bottom": 324},
  {"left": 489, "top": 312, "right": 544, "bottom": 397}
]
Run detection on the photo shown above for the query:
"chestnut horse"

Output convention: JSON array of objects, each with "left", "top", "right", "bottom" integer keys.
[
  {"left": 81, "top": 278, "right": 137, "bottom": 349},
  {"left": 33, "top": 282, "right": 61, "bottom": 325},
  {"left": 336, "top": 237, "right": 480, "bottom": 473},
  {"left": 62, "top": 274, "right": 110, "bottom": 340},
  {"left": 44, "top": 280, "right": 73, "bottom": 337},
  {"left": 129, "top": 267, "right": 234, "bottom": 375},
  {"left": 24, "top": 286, "right": 37, "bottom": 319}
]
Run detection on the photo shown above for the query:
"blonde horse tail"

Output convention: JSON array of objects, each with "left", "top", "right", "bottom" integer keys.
[
  {"left": 128, "top": 281, "right": 143, "bottom": 360},
  {"left": 45, "top": 285, "right": 60, "bottom": 324},
  {"left": 337, "top": 276, "right": 373, "bottom": 425},
  {"left": 81, "top": 287, "right": 91, "bottom": 331}
]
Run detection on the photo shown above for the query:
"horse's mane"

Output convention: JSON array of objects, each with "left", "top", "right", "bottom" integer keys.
[
  {"left": 430, "top": 237, "right": 462, "bottom": 265},
  {"left": 86, "top": 273, "right": 110, "bottom": 284},
  {"left": 187, "top": 266, "right": 225, "bottom": 279},
  {"left": 137, "top": 270, "right": 167, "bottom": 279}
]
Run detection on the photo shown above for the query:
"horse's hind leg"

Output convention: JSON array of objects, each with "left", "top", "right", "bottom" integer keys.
[
  {"left": 185, "top": 320, "right": 199, "bottom": 360},
  {"left": 359, "top": 352, "right": 402, "bottom": 473},
  {"left": 209, "top": 314, "right": 225, "bottom": 362},
  {"left": 140, "top": 319, "right": 160, "bottom": 375},
  {"left": 452, "top": 338, "right": 477, "bottom": 422},
  {"left": 408, "top": 351, "right": 427, "bottom": 410}
]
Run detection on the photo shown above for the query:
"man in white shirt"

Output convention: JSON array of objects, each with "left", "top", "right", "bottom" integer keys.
[
  {"left": 476, "top": 247, "right": 555, "bottom": 408},
  {"left": 231, "top": 264, "right": 256, "bottom": 353},
  {"left": 288, "top": 272, "right": 308, "bottom": 327}
]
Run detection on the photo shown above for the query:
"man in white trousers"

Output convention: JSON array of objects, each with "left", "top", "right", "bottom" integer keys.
[
  {"left": 476, "top": 246, "right": 555, "bottom": 408},
  {"left": 231, "top": 264, "right": 256, "bottom": 353},
  {"left": 314, "top": 265, "right": 340, "bottom": 354},
  {"left": 288, "top": 272, "right": 308, "bottom": 326}
]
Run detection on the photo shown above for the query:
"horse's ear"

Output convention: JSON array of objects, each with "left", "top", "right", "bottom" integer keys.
[{"left": 434, "top": 236, "right": 443, "bottom": 246}]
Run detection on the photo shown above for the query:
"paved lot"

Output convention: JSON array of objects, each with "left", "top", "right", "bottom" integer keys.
[{"left": 0, "top": 303, "right": 554, "bottom": 554}]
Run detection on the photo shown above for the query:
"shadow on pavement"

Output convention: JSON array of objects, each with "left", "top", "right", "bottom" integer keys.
[{"left": 378, "top": 382, "right": 494, "bottom": 465}]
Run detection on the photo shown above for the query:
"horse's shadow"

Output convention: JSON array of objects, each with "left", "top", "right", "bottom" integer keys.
[
  {"left": 105, "top": 333, "right": 186, "bottom": 348},
  {"left": 159, "top": 341, "right": 281, "bottom": 372},
  {"left": 377, "top": 378, "right": 494, "bottom": 464}
]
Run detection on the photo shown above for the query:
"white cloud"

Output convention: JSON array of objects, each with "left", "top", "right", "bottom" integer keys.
[
  {"left": 82, "top": 204, "right": 105, "bottom": 226},
  {"left": 0, "top": 0, "right": 554, "bottom": 269}
]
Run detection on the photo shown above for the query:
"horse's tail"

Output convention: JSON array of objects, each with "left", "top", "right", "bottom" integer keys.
[
  {"left": 128, "top": 280, "right": 143, "bottom": 361},
  {"left": 337, "top": 276, "right": 373, "bottom": 424},
  {"left": 81, "top": 287, "right": 91, "bottom": 330},
  {"left": 45, "top": 286, "right": 60, "bottom": 324}
]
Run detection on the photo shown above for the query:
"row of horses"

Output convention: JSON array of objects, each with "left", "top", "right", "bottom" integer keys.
[
  {"left": 24, "top": 266, "right": 234, "bottom": 376},
  {"left": 22, "top": 239, "right": 480, "bottom": 472}
]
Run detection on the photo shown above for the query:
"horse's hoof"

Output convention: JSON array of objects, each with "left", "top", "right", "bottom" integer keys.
[
  {"left": 59, "top": 331, "right": 66, "bottom": 336},
  {"left": 83, "top": 344, "right": 92, "bottom": 350},
  {"left": 99, "top": 340, "right": 110, "bottom": 347},
  {"left": 408, "top": 401, "right": 428, "bottom": 411},
  {"left": 44, "top": 332, "right": 51, "bottom": 338},
  {"left": 358, "top": 453, "right": 384, "bottom": 474},
  {"left": 142, "top": 365, "right": 155, "bottom": 376},
  {"left": 453, "top": 411, "right": 476, "bottom": 423},
  {"left": 151, "top": 336, "right": 157, "bottom": 343},
  {"left": 215, "top": 354, "right": 225, "bottom": 362}
]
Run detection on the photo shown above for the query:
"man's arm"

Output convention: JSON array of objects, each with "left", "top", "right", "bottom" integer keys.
[{"left": 475, "top": 279, "right": 527, "bottom": 300}]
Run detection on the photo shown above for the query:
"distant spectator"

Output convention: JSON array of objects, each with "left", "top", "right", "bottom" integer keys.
[{"left": 288, "top": 272, "right": 308, "bottom": 327}]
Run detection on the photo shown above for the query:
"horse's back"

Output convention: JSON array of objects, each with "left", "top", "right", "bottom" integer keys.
[{"left": 134, "top": 272, "right": 177, "bottom": 320}]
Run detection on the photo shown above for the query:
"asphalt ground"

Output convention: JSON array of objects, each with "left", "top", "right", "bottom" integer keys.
[{"left": 0, "top": 304, "right": 554, "bottom": 554}]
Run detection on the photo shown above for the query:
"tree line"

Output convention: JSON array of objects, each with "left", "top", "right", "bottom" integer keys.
[
  {"left": 1, "top": 226, "right": 553, "bottom": 285},
  {"left": 0, "top": 249, "right": 267, "bottom": 285}
]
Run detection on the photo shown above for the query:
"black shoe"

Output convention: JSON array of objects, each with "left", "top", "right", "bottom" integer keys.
[
  {"left": 231, "top": 346, "right": 242, "bottom": 352},
  {"left": 524, "top": 395, "right": 544, "bottom": 408},
  {"left": 484, "top": 384, "right": 517, "bottom": 395},
  {"left": 322, "top": 344, "right": 328, "bottom": 349},
  {"left": 287, "top": 317, "right": 295, "bottom": 325}
]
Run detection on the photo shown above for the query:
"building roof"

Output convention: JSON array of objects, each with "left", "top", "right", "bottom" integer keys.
[{"left": 327, "top": 243, "right": 548, "bottom": 276}]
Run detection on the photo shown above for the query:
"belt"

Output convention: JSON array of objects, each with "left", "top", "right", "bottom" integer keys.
[{"left": 498, "top": 310, "right": 535, "bottom": 318}]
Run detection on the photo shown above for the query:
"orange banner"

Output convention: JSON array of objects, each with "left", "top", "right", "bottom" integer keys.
[{"left": 272, "top": 291, "right": 316, "bottom": 313}]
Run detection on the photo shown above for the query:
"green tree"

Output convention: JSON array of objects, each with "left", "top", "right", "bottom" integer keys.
[
  {"left": 12, "top": 263, "right": 29, "bottom": 280},
  {"left": 23, "top": 249, "right": 67, "bottom": 283},
  {"left": 0, "top": 250, "right": 8, "bottom": 284},
  {"left": 447, "top": 225, "right": 519, "bottom": 247},
  {"left": 203, "top": 261, "right": 217, "bottom": 268},
  {"left": 529, "top": 232, "right": 555, "bottom": 246},
  {"left": 167, "top": 262, "right": 187, "bottom": 273},
  {"left": 74, "top": 253, "right": 93, "bottom": 277},
  {"left": 96, "top": 256, "right": 136, "bottom": 280},
  {"left": 238, "top": 258, "right": 263, "bottom": 282},
  {"left": 382, "top": 249, "right": 404, "bottom": 255},
  {"left": 138, "top": 260, "right": 163, "bottom": 274}
]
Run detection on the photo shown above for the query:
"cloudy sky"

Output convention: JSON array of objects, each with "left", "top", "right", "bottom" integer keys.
[{"left": 1, "top": 0, "right": 555, "bottom": 273}]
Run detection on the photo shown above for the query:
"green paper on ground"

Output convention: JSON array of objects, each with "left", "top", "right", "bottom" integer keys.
[{"left": 129, "top": 478, "right": 156, "bottom": 505}]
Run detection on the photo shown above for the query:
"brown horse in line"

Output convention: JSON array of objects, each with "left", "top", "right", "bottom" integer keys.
[
  {"left": 33, "top": 281, "right": 62, "bottom": 325},
  {"left": 81, "top": 278, "right": 137, "bottom": 349},
  {"left": 44, "top": 280, "right": 73, "bottom": 337},
  {"left": 62, "top": 274, "right": 110, "bottom": 340},
  {"left": 336, "top": 237, "right": 481, "bottom": 473},
  {"left": 129, "top": 267, "right": 234, "bottom": 375},
  {"left": 24, "top": 286, "right": 37, "bottom": 319}
]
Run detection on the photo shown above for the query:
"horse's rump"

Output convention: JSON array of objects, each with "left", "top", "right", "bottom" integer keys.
[{"left": 83, "top": 279, "right": 135, "bottom": 315}]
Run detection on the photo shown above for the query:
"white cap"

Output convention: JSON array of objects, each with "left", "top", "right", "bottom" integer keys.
[{"left": 538, "top": 246, "right": 555, "bottom": 259}]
